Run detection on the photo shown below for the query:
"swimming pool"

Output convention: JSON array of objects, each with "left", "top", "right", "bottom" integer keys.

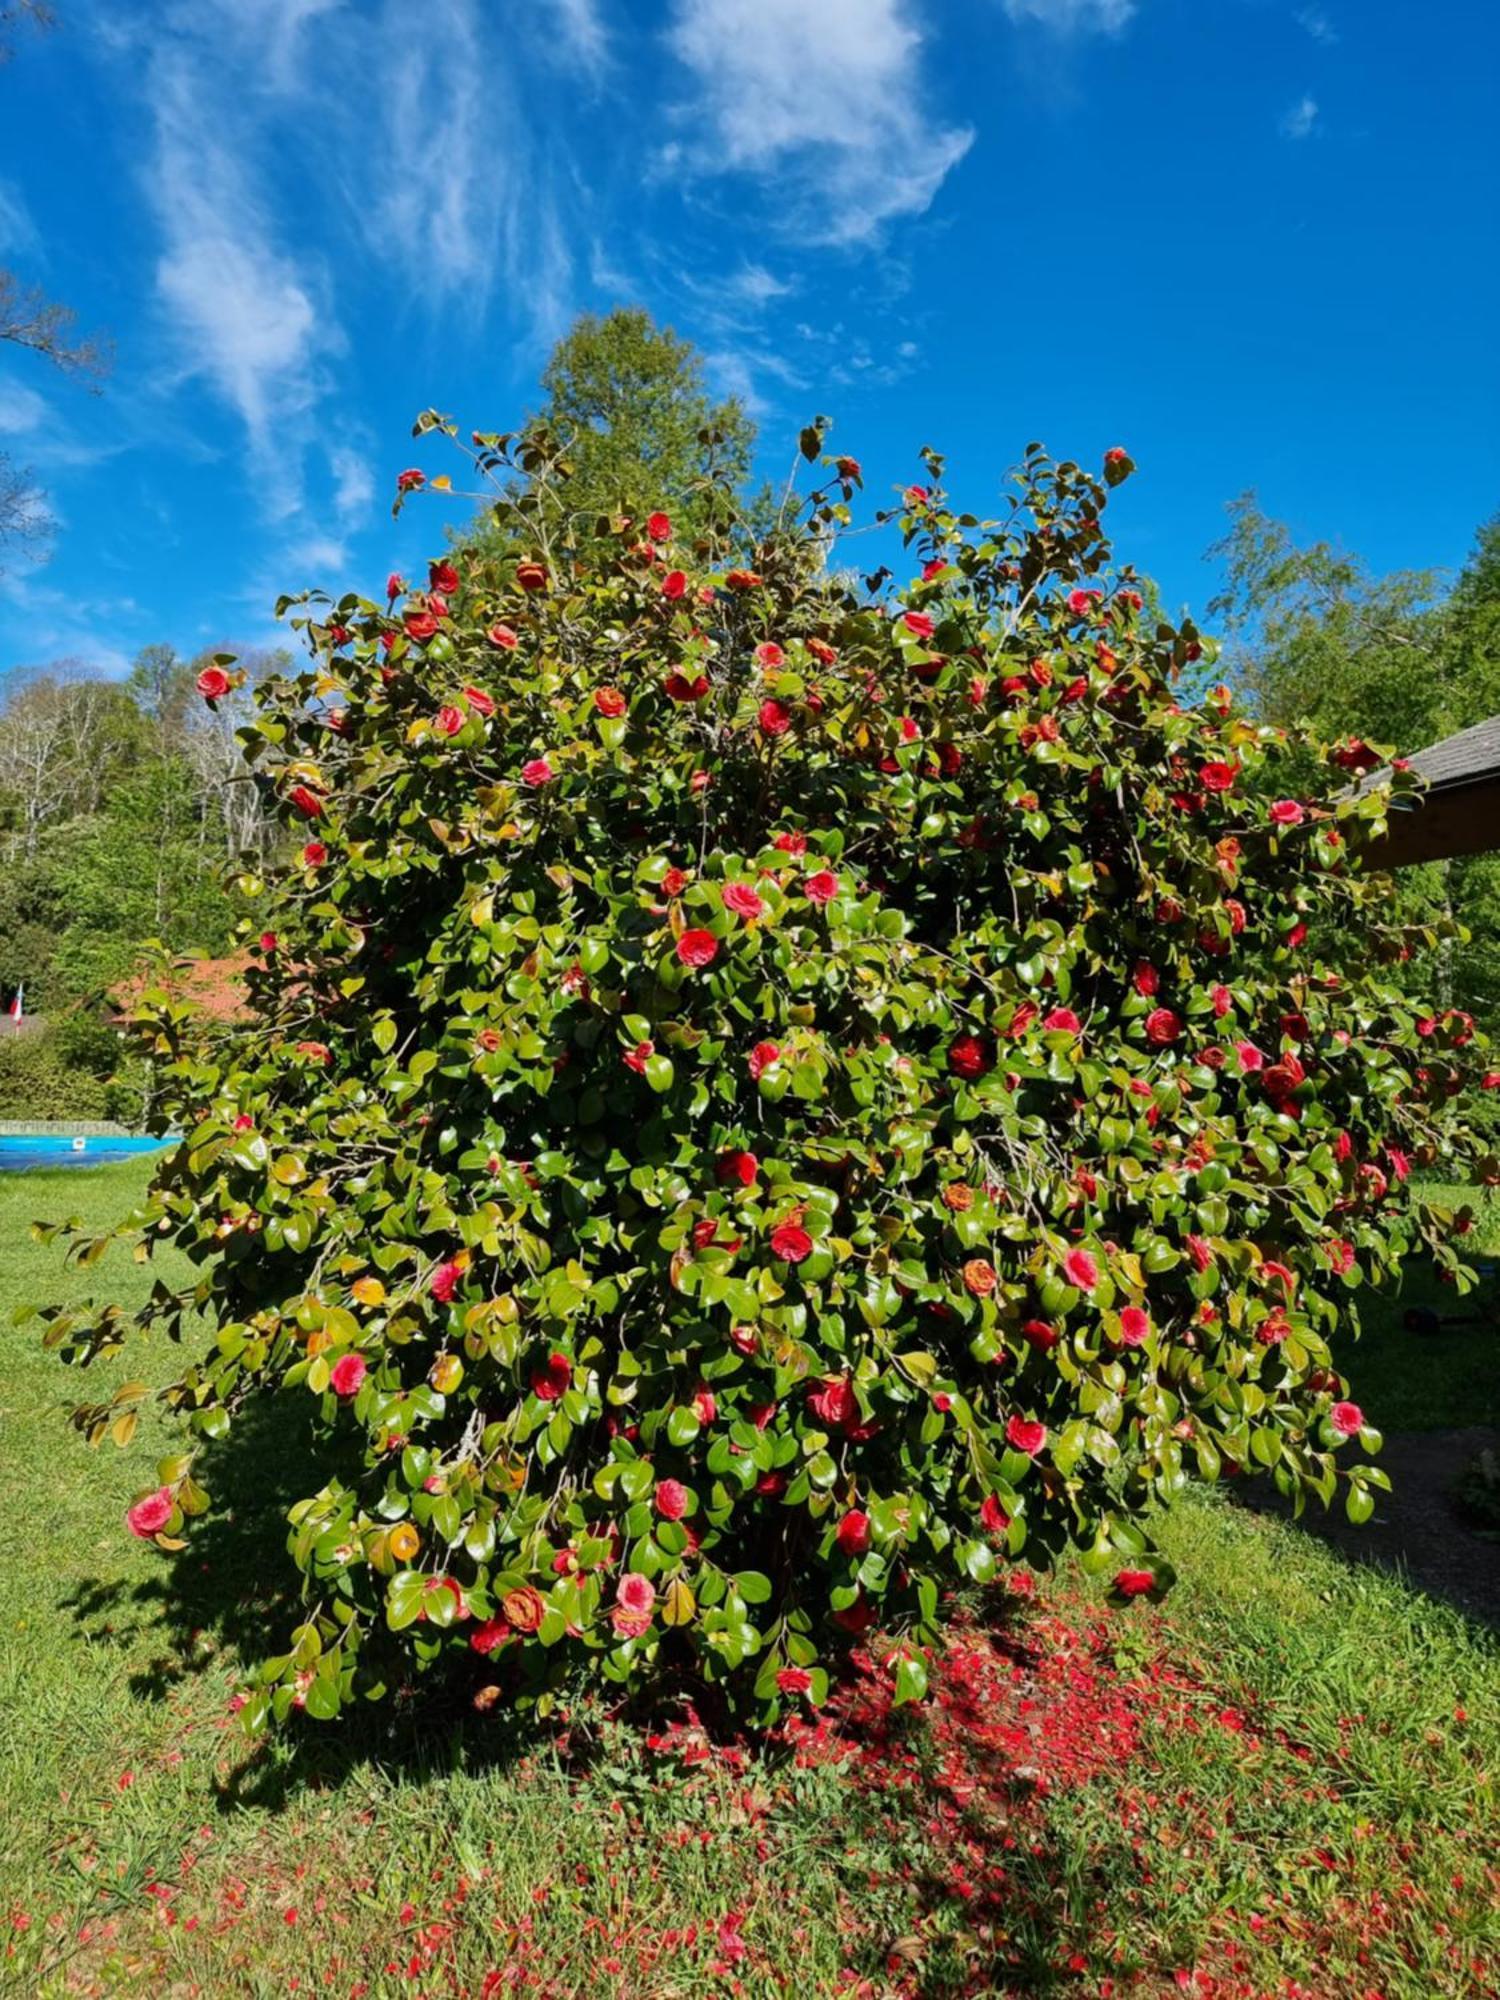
[{"left": 0, "top": 1135, "right": 177, "bottom": 1171}]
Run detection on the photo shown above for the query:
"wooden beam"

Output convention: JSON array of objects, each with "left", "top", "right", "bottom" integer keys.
[{"left": 1362, "top": 774, "right": 1500, "bottom": 868}]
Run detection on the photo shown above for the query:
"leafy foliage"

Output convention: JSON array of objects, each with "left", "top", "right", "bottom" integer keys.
[{"left": 37, "top": 421, "right": 1492, "bottom": 1733}]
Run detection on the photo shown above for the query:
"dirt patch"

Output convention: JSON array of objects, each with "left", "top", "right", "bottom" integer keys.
[{"left": 1241, "top": 1426, "right": 1500, "bottom": 1628}]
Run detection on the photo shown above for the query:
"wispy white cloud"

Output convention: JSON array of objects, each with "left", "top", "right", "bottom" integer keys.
[
  {"left": 0, "top": 378, "right": 47, "bottom": 435},
  {"left": 550, "top": 0, "right": 609, "bottom": 76},
  {"left": 1280, "top": 94, "right": 1319, "bottom": 139},
  {"left": 665, "top": 0, "right": 973, "bottom": 245},
  {"left": 1295, "top": 8, "right": 1338, "bottom": 44},
  {"left": 724, "top": 264, "right": 793, "bottom": 306},
  {"left": 0, "top": 179, "right": 38, "bottom": 258},
  {"left": 328, "top": 445, "right": 374, "bottom": 525},
  {"left": 998, "top": 0, "right": 1136, "bottom": 32}
]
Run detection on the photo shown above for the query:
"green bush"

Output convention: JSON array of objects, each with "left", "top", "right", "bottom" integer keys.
[
  {"left": 38, "top": 424, "right": 1491, "bottom": 1732},
  {"left": 0, "top": 1029, "right": 111, "bottom": 1121}
]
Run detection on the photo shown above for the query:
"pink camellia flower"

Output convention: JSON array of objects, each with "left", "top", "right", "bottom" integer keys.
[
  {"left": 233, "top": 1112, "right": 255, "bottom": 1132},
  {"left": 774, "top": 829, "right": 808, "bottom": 855},
  {"left": 434, "top": 705, "right": 465, "bottom": 737},
  {"left": 330, "top": 1353, "right": 367, "bottom": 1398},
  {"left": 676, "top": 928, "right": 719, "bottom": 969},
  {"left": 980, "top": 1493, "right": 1010, "bottom": 1536},
  {"left": 1115, "top": 1568, "right": 1155, "bottom": 1598},
  {"left": 949, "top": 1032, "right": 992, "bottom": 1080},
  {"left": 804, "top": 870, "right": 839, "bottom": 905},
  {"left": 302, "top": 840, "right": 327, "bottom": 867},
  {"left": 748, "top": 1040, "right": 781, "bottom": 1080},
  {"left": 1145, "top": 1008, "right": 1181, "bottom": 1046},
  {"left": 660, "top": 569, "right": 688, "bottom": 600},
  {"left": 692, "top": 1385, "right": 717, "bottom": 1424},
  {"left": 1063, "top": 1248, "right": 1099, "bottom": 1292},
  {"left": 520, "top": 757, "right": 554, "bottom": 787},
  {"left": 461, "top": 685, "right": 495, "bottom": 718},
  {"left": 126, "top": 1487, "right": 174, "bottom": 1539},
  {"left": 531, "top": 1351, "right": 572, "bottom": 1401},
  {"left": 196, "top": 665, "right": 231, "bottom": 700},
  {"left": 776, "top": 1666, "right": 813, "bottom": 1696},
  {"left": 1118, "top": 1307, "right": 1151, "bottom": 1346},
  {"left": 755, "top": 641, "right": 786, "bottom": 670},
  {"left": 488, "top": 622, "right": 518, "bottom": 650},
  {"left": 1330, "top": 1400, "right": 1364, "bottom": 1437},
  {"left": 717, "top": 1149, "right": 759, "bottom": 1186},
  {"left": 1211, "top": 984, "right": 1233, "bottom": 1018},
  {"left": 1043, "top": 1007, "right": 1081, "bottom": 1033},
  {"left": 722, "top": 882, "right": 765, "bottom": 921},
  {"left": 770, "top": 1221, "right": 813, "bottom": 1263},
  {"left": 836, "top": 1510, "right": 871, "bottom": 1555},
  {"left": 1235, "top": 1041, "right": 1265, "bottom": 1074},
  {"left": 901, "top": 610, "right": 935, "bottom": 640},
  {"left": 1067, "top": 588, "right": 1099, "bottom": 617},
  {"left": 655, "top": 1479, "right": 689, "bottom": 1521},
  {"left": 1006, "top": 1415, "right": 1047, "bottom": 1456},
  {"left": 1186, "top": 1234, "right": 1214, "bottom": 1273},
  {"left": 646, "top": 510, "right": 671, "bottom": 541},
  {"left": 612, "top": 1572, "right": 656, "bottom": 1638},
  {"left": 1326, "top": 1238, "right": 1356, "bottom": 1275},
  {"left": 430, "top": 1259, "right": 463, "bottom": 1303},
  {"left": 759, "top": 699, "right": 792, "bottom": 736},
  {"left": 1386, "top": 1145, "right": 1411, "bottom": 1183},
  {"left": 1269, "top": 799, "right": 1305, "bottom": 827}
]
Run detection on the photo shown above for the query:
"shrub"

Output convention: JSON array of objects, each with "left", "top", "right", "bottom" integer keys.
[
  {"left": 36, "top": 424, "right": 1493, "bottom": 1731},
  {"left": 0, "top": 1026, "right": 111, "bottom": 1121}
]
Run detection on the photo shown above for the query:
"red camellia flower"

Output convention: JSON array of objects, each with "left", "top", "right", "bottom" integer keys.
[
  {"left": 330, "top": 1353, "right": 367, "bottom": 1398},
  {"left": 126, "top": 1487, "right": 174, "bottom": 1538},
  {"left": 1326, "top": 1238, "right": 1356, "bottom": 1274},
  {"left": 722, "top": 882, "right": 765, "bottom": 920},
  {"left": 716, "top": 1149, "right": 759, "bottom": 1185},
  {"left": 758, "top": 698, "right": 792, "bottom": 736},
  {"left": 429, "top": 560, "right": 460, "bottom": 596},
  {"left": 1211, "top": 983, "right": 1233, "bottom": 1017},
  {"left": 488, "top": 623, "right": 518, "bottom": 650},
  {"left": 1200, "top": 760, "right": 1237, "bottom": 792},
  {"left": 1115, "top": 1568, "right": 1155, "bottom": 1598},
  {"left": 515, "top": 561, "right": 547, "bottom": 592},
  {"left": 1067, "top": 588, "right": 1099, "bottom": 616},
  {"left": 404, "top": 608, "right": 439, "bottom": 642},
  {"left": 1269, "top": 799, "right": 1305, "bottom": 827},
  {"left": 594, "top": 687, "right": 626, "bottom": 716},
  {"left": 1186, "top": 1234, "right": 1214, "bottom": 1273},
  {"left": 196, "top": 665, "right": 231, "bottom": 700},
  {"left": 531, "top": 1351, "right": 572, "bottom": 1401},
  {"left": 1144, "top": 1007, "right": 1181, "bottom": 1046},
  {"left": 725, "top": 568, "right": 763, "bottom": 591},
  {"left": 770, "top": 1221, "right": 814, "bottom": 1263},
  {"left": 980, "top": 1493, "right": 1010, "bottom": 1535},
  {"left": 623, "top": 1039, "right": 653, "bottom": 1074},
  {"left": 501, "top": 1587, "right": 545, "bottom": 1633},
  {"left": 836, "top": 1510, "right": 871, "bottom": 1555},
  {"left": 901, "top": 610, "right": 935, "bottom": 640},
  {"left": 430, "top": 1259, "right": 463, "bottom": 1302},
  {"left": 808, "top": 1375, "right": 856, "bottom": 1428},
  {"left": 469, "top": 1618, "right": 508, "bottom": 1655},
  {"left": 655, "top": 1479, "right": 689, "bottom": 1521},
  {"left": 660, "top": 569, "right": 688, "bottom": 600},
  {"left": 462, "top": 685, "right": 495, "bottom": 717},
  {"left": 646, "top": 511, "right": 671, "bottom": 541},
  {"left": 1021, "top": 1318, "right": 1057, "bottom": 1351},
  {"left": 520, "top": 757, "right": 554, "bottom": 786},
  {"left": 1133, "top": 961, "right": 1159, "bottom": 997},
  {"left": 434, "top": 705, "right": 465, "bottom": 737},
  {"left": 836, "top": 455, "right": 862, "bottom": 481},
  {"left": 287, "top": 784, "right": 324, "bottom": 819},
  {"left": 1006, "top": 1415, "right": 1047, "bottom": 1455},
  {"left": 1063, "top": 1248, "right": 1099, "bottom": 1292},
  {"left": 748, "top": 1040, "right": 781, "bottom": 1080},
  {"left": 803, "top": 870, "right": 839, "bottom": 905},
  {"left": 1043, "top": 1007, "right": 1080, "bottom": 1033},
  {"left": 396, "top": 467, "right": 425, "bottom": 491},
  {"left": 949, "top": 1033, "right": 991, "bottom": 1079},
  {"left": 1330, "top": 1400, "right": 1364, "bottom": 1436},
  {"left": 776, "top": 1666, "right": 813, "bottom": 1696},
  {"left": 676, "top": 928, "right": 719, "bottom": 969},
  {"left": 806, "top": 637, "right": 838, "bottom": 665},
  {"left": 1118, "top": 1306, "right": 1151, "bottom": 1346},
  {"left": 661, "top": 866, "right": 688, "bottom": 896},
  {"left": 664, "top": 671, "right": 709, "bottom": 701},
  {"left": 386, "top": 571, "right": 405, "bottom": 598},
  {"left": 755, "top": 641, "right": 785, "bottom": 670},
  {"left": 1235, "top": 1041, "right": 1265, "bottom": 1073}
]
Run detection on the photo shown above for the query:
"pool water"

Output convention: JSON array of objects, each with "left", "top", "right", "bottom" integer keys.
[{"left": 0, "top": 1135, "right": 176, "bottom": 1171}]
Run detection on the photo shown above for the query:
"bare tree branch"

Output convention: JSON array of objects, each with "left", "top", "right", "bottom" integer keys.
[
  {"left": 0, "top": 2, "right": 55, "bottom": 62},
  {"left": 0, "top": 270, "right": 110, "bottom": 382},
  {"left": 0, "top": 449, "right": 51, "bottom": 571}
]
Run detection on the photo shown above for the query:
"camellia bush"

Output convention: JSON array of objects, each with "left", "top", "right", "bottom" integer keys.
[{"left": 34, "top": 420, "right": 1495, "bottom": 1732}]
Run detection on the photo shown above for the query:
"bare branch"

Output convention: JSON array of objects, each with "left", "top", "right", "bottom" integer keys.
[{"left": 0, "top": 269, "right": 111, "bottom": 382}]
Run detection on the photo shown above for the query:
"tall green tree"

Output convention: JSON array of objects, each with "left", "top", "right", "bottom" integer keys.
[{"left": 469, "top": 308, "right": 758, "bottom": 558}]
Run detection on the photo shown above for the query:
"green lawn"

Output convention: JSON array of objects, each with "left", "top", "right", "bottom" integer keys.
[{"left": 2, "top": 1164, "right": 1497, "bottom": 1998}]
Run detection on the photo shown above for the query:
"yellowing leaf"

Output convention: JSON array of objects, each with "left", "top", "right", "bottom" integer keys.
[{"left": 662, "top": 1578, "right": 697, "bottom": 1627}]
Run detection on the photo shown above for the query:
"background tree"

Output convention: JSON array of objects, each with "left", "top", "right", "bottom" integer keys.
[
  {"left": 469, "top": 308, "right": 758, "bottom": 560},
  {"left": 1209, "top": 498, "right": 1500, "bottom": 1030}
]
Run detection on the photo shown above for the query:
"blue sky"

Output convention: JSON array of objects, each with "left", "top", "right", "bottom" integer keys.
[{"left": 0, "top": 0, "right": 1496, "bottom": 679}]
